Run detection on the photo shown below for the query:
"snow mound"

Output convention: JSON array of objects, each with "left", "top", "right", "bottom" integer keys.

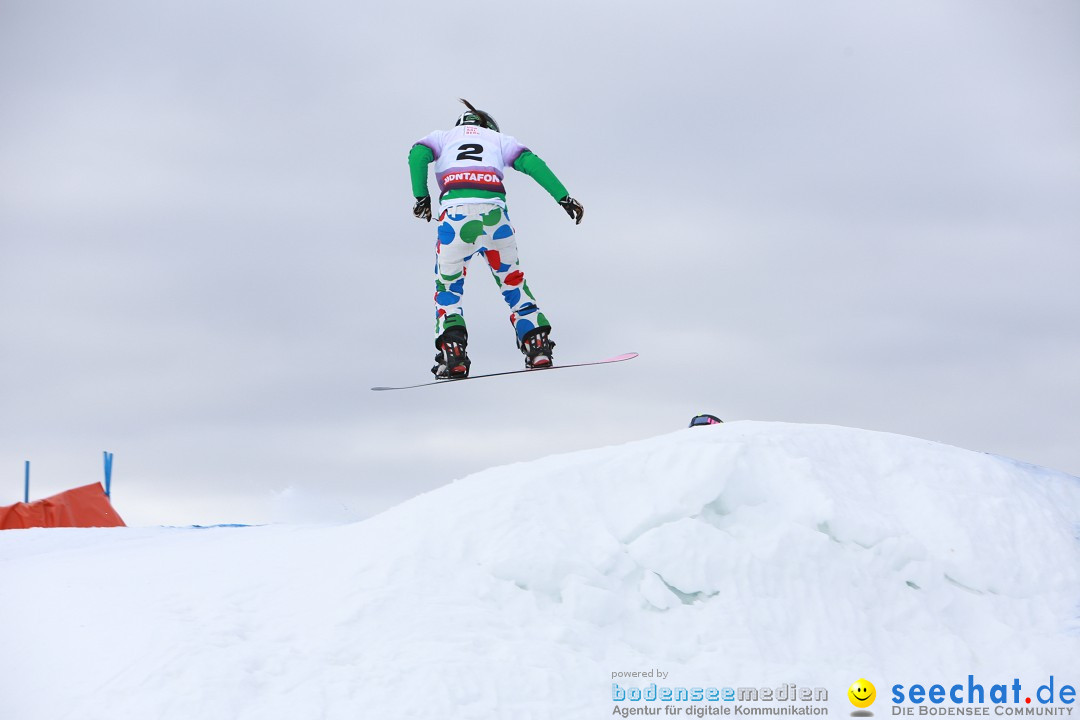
[{"left": 2, "top": 421, "right": 1078, "bottom": 720}]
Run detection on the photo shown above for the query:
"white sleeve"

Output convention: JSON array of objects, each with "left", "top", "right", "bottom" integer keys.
[
  {"left": 499, "top": 133, "right": 530, "bottom": 167},
  {"left": 416, "top": 130, "right": 447, "bottom": 160}
]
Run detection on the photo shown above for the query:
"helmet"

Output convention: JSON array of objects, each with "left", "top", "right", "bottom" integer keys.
[{"left": 455, "top": 98, "right": 500, "bottom": 132}]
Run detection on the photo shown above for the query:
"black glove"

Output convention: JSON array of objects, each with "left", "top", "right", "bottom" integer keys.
[
  {"left": 558, "top": 196, "right": 584, "bottom": 225},
  {"left": 413, "top": 195, "right": 432, "bottom": 222}
]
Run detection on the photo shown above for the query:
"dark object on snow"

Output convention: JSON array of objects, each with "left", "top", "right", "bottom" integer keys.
[{"left": 689, "top": 414, "right": 723, "bottom": 428}]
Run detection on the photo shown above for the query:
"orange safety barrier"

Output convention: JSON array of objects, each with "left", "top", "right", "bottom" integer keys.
[{"left": 0, "top": 482, "right": 126, "bottom": 530}]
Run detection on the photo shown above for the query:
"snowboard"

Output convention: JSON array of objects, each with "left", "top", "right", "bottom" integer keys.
[{"left": 371, "top": 352, "right": 638, "bottom": 391}]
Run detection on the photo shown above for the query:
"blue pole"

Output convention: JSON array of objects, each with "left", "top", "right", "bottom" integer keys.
[
  {"left": 103, "top": 451, "right": 113, "bottom": 498},
  {"left": 24, "top": 461, "right": 30, "bottom": 503}
]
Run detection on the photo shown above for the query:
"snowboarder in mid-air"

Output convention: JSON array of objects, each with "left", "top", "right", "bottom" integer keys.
[{"left": 409, "top": 99, "right": 584, "bottom": 379}]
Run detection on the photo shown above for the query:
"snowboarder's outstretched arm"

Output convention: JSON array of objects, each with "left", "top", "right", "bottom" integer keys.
[
  {"left": 408, "top": 143, "right": 435, "bottom": 221},
  {"left": 513, "top": 151, "right": 583, "bottom": 224}
]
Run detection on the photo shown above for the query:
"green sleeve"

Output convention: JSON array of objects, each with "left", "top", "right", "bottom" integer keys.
[
  {"left": 512, "top": 150, "right": 569, "bottom": 202},
  {"left": 408, "top": 143, "right": 434, "bottom": 198}
]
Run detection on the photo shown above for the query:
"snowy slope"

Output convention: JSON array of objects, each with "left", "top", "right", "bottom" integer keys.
[{"left": 1, "top": 421, "right": 1078, "bottom": 720}]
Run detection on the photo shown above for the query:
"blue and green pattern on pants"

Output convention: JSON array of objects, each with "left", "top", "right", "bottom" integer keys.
[{"left": 434, "top": 203, "right": 549, "bottom": 343}]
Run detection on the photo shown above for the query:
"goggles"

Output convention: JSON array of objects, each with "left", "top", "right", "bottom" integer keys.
[{"left": 689, "top": 414, "right": 724, "bottom": 428}]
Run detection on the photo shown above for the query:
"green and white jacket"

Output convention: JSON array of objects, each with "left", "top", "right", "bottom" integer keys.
[{"left": 409, "top": 125, "right": 568, "bottom": 213}]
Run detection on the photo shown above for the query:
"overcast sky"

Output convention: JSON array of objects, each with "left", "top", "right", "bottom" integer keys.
[{"left": 2, "top": 0, "right": 1078, "bottom": 525}]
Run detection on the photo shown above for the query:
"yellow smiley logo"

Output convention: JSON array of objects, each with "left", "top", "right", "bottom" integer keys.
[{"left": 848, "top": 679, "right": 876, "bottom": 709}]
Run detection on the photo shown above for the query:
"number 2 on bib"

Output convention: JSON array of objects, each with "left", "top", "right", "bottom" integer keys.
[{"left": 456, "top": 143, "right": 483, "bottom": 162}]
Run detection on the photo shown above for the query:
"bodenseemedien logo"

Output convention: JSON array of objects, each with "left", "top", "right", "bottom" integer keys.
[
  {"left": 849, "top": 679, "right": 876, "bottom": 716},
  {"left": 609, "top": 676, "right": 829, "bottom": 717}
]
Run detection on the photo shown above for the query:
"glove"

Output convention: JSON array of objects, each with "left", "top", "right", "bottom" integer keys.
[
  {"left": 413, "top": 196, "right": 432, "bottom": 222},
  {"left": 558, "top": 196, "right": 584, "bottom": 225}
]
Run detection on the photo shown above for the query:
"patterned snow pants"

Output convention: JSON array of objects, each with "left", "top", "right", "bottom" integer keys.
[{"left": 433, "top": 203, "right": 549, "bottom": 345}]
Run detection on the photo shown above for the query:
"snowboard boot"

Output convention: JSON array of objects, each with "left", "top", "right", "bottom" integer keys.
[
  {"left": 519, "top": 327, "right": 555, "bottom": 369},
  {"left": 432, "top": 329, "right": 471, "bottom": 379}
]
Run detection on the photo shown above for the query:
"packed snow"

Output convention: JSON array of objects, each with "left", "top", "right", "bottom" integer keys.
[{"left": 2, "top": 421, "right": 1078, "bottom": 720}]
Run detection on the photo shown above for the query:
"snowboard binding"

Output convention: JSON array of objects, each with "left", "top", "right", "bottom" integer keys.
[
  {"left": 432, "top": 329, "right": 471, "bottom": 379},
  {"left": 519, "top": 327, "right": 555, "bottom": 369}
]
